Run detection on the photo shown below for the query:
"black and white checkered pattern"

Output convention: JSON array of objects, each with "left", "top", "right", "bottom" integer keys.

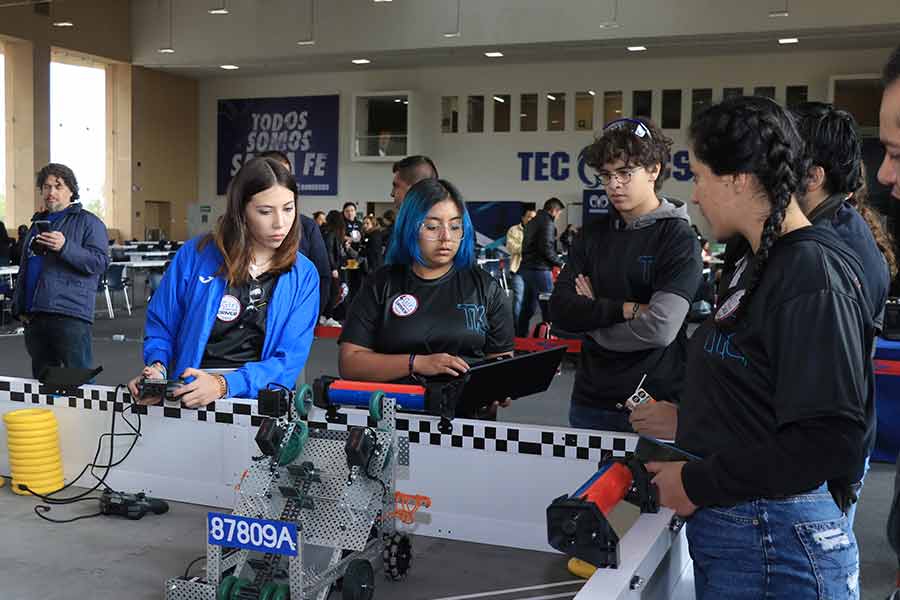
[{"left": 0, "top": 377, "right": 637, "bottom": 461}]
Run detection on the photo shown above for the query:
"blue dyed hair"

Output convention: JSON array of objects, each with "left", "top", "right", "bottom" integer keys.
[{"left": 386, "top": 178, "right": 475, "bottom": 269}]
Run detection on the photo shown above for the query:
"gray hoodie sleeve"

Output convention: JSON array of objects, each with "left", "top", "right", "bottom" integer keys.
[{"left": 588, "top": 291, "right": 689, "bottom": 352}]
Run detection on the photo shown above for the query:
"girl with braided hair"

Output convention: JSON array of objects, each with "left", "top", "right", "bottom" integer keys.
[{"left": 647, "top": 96, "right": 871, "bottom": 598}]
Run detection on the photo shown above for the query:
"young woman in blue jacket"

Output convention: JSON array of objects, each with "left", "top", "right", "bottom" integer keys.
[{"left": 127, "top": 157, "right": 319, "bottom": 406}]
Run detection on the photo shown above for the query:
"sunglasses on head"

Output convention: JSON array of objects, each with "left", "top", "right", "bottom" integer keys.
[{"left": 603, "top": 117, "right": 653, "bottom": 140}]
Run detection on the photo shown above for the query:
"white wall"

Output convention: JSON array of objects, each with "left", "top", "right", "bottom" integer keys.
[{"left": 197, "top": 46, "right": 894, "bottom": 236}]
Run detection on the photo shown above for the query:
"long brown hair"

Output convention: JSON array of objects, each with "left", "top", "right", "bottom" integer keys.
[
  {"left": 200, "top": 157, "right": 301, "bottom": 285},
  {"left": 851, "top": 170, "right": 898, "bottom": 278}
]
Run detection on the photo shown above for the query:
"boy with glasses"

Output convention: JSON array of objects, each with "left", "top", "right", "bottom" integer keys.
[{"left": 550, "top": 118, "right": 702, "bottom": 432}]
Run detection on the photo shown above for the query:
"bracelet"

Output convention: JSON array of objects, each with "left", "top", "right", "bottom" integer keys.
[
  {"left": 408, "top": 353, "right": 417, "bottom": 377},
  {"left": 631, "top": 302, "right": 640, "bottom": 320},
  {"left": 150, "top": 361, "right": 167, "bottom": 379},
  {"left": 214, "top": 375, "right": 228, "bottom": 399}
]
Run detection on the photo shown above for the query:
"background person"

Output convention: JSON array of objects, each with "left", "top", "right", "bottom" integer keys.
[
  {"left": 127, "top": 157, "right": 319, "bottom": 407},
  {"left": 650, "top": 96, "right": 869, "bottom": 598},
  {"left": 12, "top": 163, "right": 109, "bottom": 379},
  {"left": 517, "top": 197, "right": 565, "bottom": 337},
  {"left": 505, "top": 208, "right": 536, "bottom": 338},
  {"left": 338, "top": 178, "right": 513, "bottom": 418}
]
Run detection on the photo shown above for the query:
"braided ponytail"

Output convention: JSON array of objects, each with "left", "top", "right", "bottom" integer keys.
[{"left": 690, "top": 96, "right": 806, "bottom": 324}]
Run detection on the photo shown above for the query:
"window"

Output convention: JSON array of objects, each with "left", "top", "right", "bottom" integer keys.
[
  {"left": 0, "top": 50, "right": 5, "bottom": 222},
  {"left": 786, "top": 85, "right": 808, "bottom": 110},
  {"left": 662, "top": 89, "right": 682, "bottom": 129},
  {"left": 547, "top": 92, "right": 565, "bottom": 131},
  {"left": 692, "top": 88, "right": 713, "bottom": 120},
  {"left": 493, "top": 94, "right": 511, "bottom": 132},
  {"left": 723, "top": 87, "right": 743, "bottom": 100},
  {"left": 441, "top": 96, "right": 459, "bottom": 133},
  {"left": 603, "top": 91, "right": 623, "bottom": 125},
  {"left": 575, "top": 91, "right": 594, "bottom": 131},
  {"left": 467, "top": 95, "right": 484, "bottom": 133},
  {"left": 353, "top": 93, "right": 409, "bottom": 159},
  {"left": 753, "top": 86, "right": 776, "bottom": 99},
  {"left": 633, "top": 90, "right": 652, "bottom": 120},
  {"left": 50, "top": 60, "right": 106, "bottom": 219},
  {"left": 520, "top": 93, "right": 538, "bottom": 131}
]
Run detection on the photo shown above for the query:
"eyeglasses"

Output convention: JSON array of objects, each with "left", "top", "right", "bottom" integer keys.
[
  {"left": 596, "top": 166, "right": 643, "bottom": 186},
  {"left": 603, "top": 117, "right": 653, "bottom": 140},
  {"left": 419, "top": 221, "right": 464, "bottom": 241}
]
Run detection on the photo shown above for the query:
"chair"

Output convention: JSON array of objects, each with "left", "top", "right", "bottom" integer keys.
[{"left": 98, "top": 264, "right": 132, "bottom": 318}]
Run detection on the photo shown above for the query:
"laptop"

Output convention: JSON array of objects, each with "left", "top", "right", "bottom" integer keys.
[{"left": 444, "top": 346, "right": 567, "bottom": 415}]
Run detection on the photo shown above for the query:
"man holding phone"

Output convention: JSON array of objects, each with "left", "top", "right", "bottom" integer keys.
[{"left": 12, "top": 163, "right": 109, "bottom": 379}]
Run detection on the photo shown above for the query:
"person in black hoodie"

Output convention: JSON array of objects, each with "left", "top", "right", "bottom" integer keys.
[
  {"left": 517, "top": 197, "right": 564, "bottom": 336},
  {"left": 550, "top": 118, "right": 702, "bottom": 432},
  {"left": 647, "top": 96, "right": 869, "bottom": 598}
]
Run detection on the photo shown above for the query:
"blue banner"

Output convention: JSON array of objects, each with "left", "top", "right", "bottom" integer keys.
[
  {"left": 207, "top": 511, "right": 299, "bottom": 556},
  {"left": 217, "top": 95, "right": 339, "bottom": 196},
  {"left": 582, "top": 188, "right": 610, "bottom": 225}
]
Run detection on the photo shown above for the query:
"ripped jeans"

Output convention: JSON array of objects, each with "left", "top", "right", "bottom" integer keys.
[{"left": 687, "top": 485, "right": 859, "bottom": 600}]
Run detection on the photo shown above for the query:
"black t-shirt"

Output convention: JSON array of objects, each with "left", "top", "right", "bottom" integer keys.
[
  {"left": 339, "top": 264, "right": 514, "bottom": 373},
  {"left": 201, "top": 272, "right": 279, "bottom": 369},
  {"left": 550, "top": 211, "right": 702, "bottom": 410},
  {"left": 677, "top": 227, "right": 873, "bottom": 506}
]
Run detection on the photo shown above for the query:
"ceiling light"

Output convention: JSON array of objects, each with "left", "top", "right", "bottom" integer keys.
[
  {"left": 208, "top": 8, "right": 229, "bottom": 14},
  {"left": 157, "top": 47, "right": 175, "bottom": 54},
  {"left": 352, "top": 58, "right": 371, "bottom": 65},
  {"left": 493, "top": 96, "right": 505, "bottom": 103},
  {"left": 768, "top": 10, "right": 789, "bottom": 17},
  {"left": 296, "top": 40, "right": 315, "bottom": 46},
  {"left": 778, "top": 37, "right": 799, "bottom": 44},
  {"left": 627, "top": 46, "right": 647, "bottom": 52},
  {"left": 220, "top": 64, "right": 240, "bottom": 70},
  {"left": 597, "top": 22, "right": 621, "bottom": 29},
  {"left": 394, "top": 98, "right": 402, "bottom": 103},
  {"left": 484, "top": 51, "right": 503, "bottom": 58},
  {"left": 547, "top": 94, "right": 556, "bottom": 101},
  {"left": 443, "top": 32, "right": 461, "bottom": 38},
  {"left": 373, "top": 0, "right": 392, "bottom": 2},
  {"left": 403, "top": 101, "right": 408, "bottom": 105},
  {"left": 52, "top": 21, "right": 74, "bottom": 27},
  {"left": 588, "top": 90, "right": 596, "bottom": 96}
]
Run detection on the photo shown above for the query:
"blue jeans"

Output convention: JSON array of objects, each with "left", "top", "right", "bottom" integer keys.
[
  {"left": 24, "top": 313, "right": 94, "bottom": 379},
  {"left": 687, "top": 485, "right": 859, "bottom": 599},
  {"left": 510, "top": 272, "right": 525, "bottom": 330},
  {"left": 569, "top": 403, "right": 634, "bottom": 433},
  {"left": 517, "top": 268, "right": 553, "bottom": 337}
]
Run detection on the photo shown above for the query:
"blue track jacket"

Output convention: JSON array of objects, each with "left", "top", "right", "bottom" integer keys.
[{"left": 143, "top": 237, "right": 320, "bottom": 399}]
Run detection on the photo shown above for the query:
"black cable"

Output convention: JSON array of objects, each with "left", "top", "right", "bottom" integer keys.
[
  {"left": 183, "top": 555, "right": 206, "bottom": 579},
  {"left": 362, "top": 428, "right": 388, "bottom": 498},
  {"left": 24, "top": 385, "right": 143, "bottom": 522}
]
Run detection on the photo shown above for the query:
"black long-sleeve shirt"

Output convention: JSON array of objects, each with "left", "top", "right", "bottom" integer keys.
[{"left": 677, "top": 226, "right": 873, "bottom": 507}]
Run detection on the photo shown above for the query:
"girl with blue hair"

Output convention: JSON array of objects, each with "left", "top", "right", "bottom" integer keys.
[{"left": 338, "top": 178, "right": 514, "bottom": 417}]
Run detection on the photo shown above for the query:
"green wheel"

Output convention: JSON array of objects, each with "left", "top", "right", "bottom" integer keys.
[
  {"left": 369, "top": 391, "right": 384, "bottom": 421},
  {"left": 216, "top": 575, "right": 237, "bottom": 600},
  {"left": 229, "top": 577, "right": 251, "bottom": 600},
  {"left": 294, "top": 383, "right": 313, "bottom": 418},
  {"left": 273, "top": 583, "right": 291, "bottom": 600},
  {"left": 259, "top": 581, "right": 279, "bottom": 600},
  {"left": 278, "top": 420, "right": 309, "bottom": 466}
]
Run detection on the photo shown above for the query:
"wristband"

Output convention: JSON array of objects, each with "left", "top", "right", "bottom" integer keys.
[
  {"left": 150, "top": 361, "right": 167, "bottom": 379},
  {"left": 631, "top": 302, "right": 640, "bottom": 320},
  {"left": 215, "top": 375, "right": 228, "bottom": 399},
  {"left": 409, "top": 353, "right": 416, "bottom": 377}
]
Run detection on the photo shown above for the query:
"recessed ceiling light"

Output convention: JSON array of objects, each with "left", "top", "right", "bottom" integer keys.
[
  {"left": 443, "top": 32, "right": 461, "bottom": 38},
  {"left": 373, "top": 0, "right": 392, "bottom": 2},
  {"left": 778, "top": 37, "right": 799, "bottom": 44},
  {"left": 220, "top": 64, "right": 240, "bottom": 70},
  {"left": 352, "top": 58, "right": 371, "bottom": 65},
  {"left": 157, "top": 47, "right": 176, "bottom": 54},
  {"left": 768, "top": 10, "right": 790, "bottom": 17},
  {"left": 627, "top": 45, "right": 647, "bottom": 52},
  {"left": 598, "top": 22, "right": 620, "bottom": 29},
  {"left": 208, "top": 8, "right": 229, "bottom": 14},
  {"left": 493, "top": 96, "right": 505, "bottom": 103},
  {"left": 547, "top": 94, "right": 556, "bottom": 101},
  {"left": 587, "top": 90, "right": 596, "bottom": 96},
  {"left": 296, "top": 40, "right": 315, "bottom": 46},
  {"left": 403, "top": 100, "right": 408, "bottom": 105},
  {"left": 484, "top": 51, "right": 504, "bottom": 58},
  {"left": 52, "top": 21, "right": 74, "bottom": 27},
  {"left": 394, "top": 98, "right": 402, "bottom": 103}
]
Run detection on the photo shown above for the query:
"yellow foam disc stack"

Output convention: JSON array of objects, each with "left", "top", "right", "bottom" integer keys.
[
  {"left": 567, "top": 557, "right": 598, "bottom": 579},
  {"left": 4, "top": 409, "right": 65, "bottom": 495}
]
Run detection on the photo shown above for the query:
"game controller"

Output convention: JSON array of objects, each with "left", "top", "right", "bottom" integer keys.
[
  {"left": 138, "top": 377, "right": 186, "bottom": 402},
  {"left": 616, "top": 374, "right": 656, "bottom": 412}
]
